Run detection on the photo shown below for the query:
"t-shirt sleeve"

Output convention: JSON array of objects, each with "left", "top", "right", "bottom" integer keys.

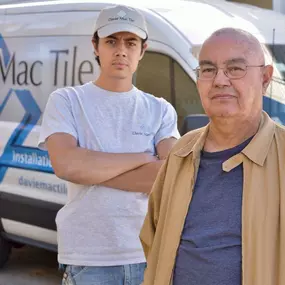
[
  {"left": 154, "top": 100, "right": 181, "bottom": 146},
  {"left": 38, "top": 91, "right": 78, "bottom": 151}
]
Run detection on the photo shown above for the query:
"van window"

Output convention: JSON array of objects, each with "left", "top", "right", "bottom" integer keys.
[
  {"left": 173, "top": 61, "right": 204, "bottom": 128},
  {"left": 135, "top": 52, "right": 172, "bottom": 104},
  {"left": 264, "top": 44, "right": 285, "bottom": 124},
  {"left": 267, "top": 44, "right": 285, "bottom": 79},
  {"left": 136, "top": 51, "right": 203, "bottom": 129}
]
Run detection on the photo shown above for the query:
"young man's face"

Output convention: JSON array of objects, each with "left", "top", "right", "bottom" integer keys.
[{"left": 93, "top": 31, "right": 147, "bottom": 80}]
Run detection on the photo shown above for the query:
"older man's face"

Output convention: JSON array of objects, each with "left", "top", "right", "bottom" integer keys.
[{"left": 197, "top": 35, "right": 272, "bottom": 120}]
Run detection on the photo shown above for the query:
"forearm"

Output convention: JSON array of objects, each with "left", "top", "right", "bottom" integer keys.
[
  {"left": 101, "top": 160, "right": 165, "bottom": 193},
  {"left": 50, "top": 147, "right": 153, "bottom": 185}
]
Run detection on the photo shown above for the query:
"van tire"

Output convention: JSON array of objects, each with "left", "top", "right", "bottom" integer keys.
[{"left": 0, "top": 236, "right": 12, "bottom": 268}]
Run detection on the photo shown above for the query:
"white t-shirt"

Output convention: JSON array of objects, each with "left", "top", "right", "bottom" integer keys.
[{"left": 38, "top": 82, "right": 180, "bottom": 266}]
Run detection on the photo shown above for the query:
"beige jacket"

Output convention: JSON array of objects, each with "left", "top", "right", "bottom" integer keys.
[{"left": 140, "top": 111, "right": 285, "bottom": 285}]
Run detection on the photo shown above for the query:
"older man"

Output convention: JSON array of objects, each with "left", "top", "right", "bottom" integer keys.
[{"left": 140, "top": 28, "right": 285, "bottom": 285}]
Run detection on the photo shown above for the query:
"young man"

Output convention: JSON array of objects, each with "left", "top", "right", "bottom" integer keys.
[{"left": 38, "top": 4, "right": 180, "bottom": 285}]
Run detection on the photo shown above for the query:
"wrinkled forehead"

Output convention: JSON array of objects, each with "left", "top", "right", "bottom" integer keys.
[{"left": 199, "top": 34, "right": 258, "bottom": 64}]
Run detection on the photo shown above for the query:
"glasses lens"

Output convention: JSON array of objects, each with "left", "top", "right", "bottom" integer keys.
[
  {"left": 226, "top": 63, "right": 247, "bottom": 78},
  {"left": 198, "top": 65, "right": 217, "bottom": 79}
]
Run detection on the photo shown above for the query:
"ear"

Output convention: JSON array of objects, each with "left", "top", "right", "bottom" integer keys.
[
  {"left": 262, "top": 64, "right": 273, "bottom": 94},
  {"left": 139, "top": 43, "right": 148, "bottom": 60},
  {"left": 92, "top": 39, "right": 99, "bottom": 56}
]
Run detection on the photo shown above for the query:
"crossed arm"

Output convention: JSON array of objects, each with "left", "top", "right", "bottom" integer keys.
[{"left": 46, "top": 133, "right": 177, "bottom": 194}]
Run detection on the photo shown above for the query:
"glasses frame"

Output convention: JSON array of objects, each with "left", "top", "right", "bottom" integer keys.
[{"left": 194, "top": 64, "right": 265, "bottom": 80}]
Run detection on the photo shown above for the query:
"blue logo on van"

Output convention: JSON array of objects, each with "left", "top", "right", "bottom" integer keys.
[
  {"left": 0, "top": 35, "right": 53, "bottom": 182},
  {"left": 0, "top": 34, "right": 10, "bottom": 68}
]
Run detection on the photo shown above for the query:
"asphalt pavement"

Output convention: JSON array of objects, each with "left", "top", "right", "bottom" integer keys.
[{"left": 0, "top": 246, "right": 62, "bottom": 285}]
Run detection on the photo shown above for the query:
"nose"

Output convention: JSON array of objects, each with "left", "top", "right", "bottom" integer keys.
[
  {"left": 213, "top": 68, "right": 231, "bottom": 87},
  {"left": 115, "top": 42, "right": 127, "bottom": 57}
]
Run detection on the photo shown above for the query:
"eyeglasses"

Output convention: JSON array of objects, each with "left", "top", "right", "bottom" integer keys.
[{"left": 194, "top": 63, "right": 265, "bottom": 80}]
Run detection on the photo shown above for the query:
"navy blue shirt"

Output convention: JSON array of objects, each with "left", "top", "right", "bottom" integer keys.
[{"left": 173, "top": 138, "right": 252, "bottom": 285}]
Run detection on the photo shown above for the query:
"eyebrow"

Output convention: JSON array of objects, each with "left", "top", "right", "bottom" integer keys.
[
  {"left": 199, "top": 60, "right": 215, "bottom": 66},
  {"left": 106, "top": 35, "right": 139, "bottom": 42},
  {"left": 226, "top": 57, "right": 247, "bottom": 64},
  {"left": 199, "top": 57, "right": 247, "bottom": 66}
]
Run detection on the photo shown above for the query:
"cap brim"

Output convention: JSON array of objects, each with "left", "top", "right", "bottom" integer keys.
[{"left": 97, "top": 23, "right": 147, "bottom": 39}]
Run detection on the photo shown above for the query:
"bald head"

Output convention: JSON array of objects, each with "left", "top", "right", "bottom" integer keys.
[{"left": 200, "top": 28, "right": 265, "bottom": 64}]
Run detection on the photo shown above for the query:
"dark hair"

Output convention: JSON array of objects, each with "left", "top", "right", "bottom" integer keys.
[
  {"left": 92, "top": 31, "right": 148, "bottom": 66},
  {"left": 92, "top": 32, "right": 101, "bottom": 66}
]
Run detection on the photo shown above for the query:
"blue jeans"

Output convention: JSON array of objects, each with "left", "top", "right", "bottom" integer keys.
[{"left": 61, "top": 263, "right": 146, "bottom": 285}]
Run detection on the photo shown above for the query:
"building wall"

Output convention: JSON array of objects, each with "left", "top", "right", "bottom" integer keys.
[
  {"left": 272, "top": 0, "right": 285, "bottom": 13},
  {"left": 228, "top": 0, "right": 285, "bottom": 14},
  {"left": 228, "top": 0, "right": 272, "bottom": 9}
]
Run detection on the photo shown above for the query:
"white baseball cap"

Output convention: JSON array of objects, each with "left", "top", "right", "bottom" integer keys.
[{"left": 94, "top": 5, "right": 148, "bottom": 40}]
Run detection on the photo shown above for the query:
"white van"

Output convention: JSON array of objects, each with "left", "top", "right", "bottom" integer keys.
[{"left": 0, "top": 0, "right": 285, "bottom": 267}]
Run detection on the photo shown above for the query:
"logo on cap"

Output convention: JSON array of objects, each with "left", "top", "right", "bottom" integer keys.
[
  {"left": 117, "top": 10, "right": 127, "bottom": 17},
  {"left": 108, "top": 10, "right": 135, "bottom": 23}
]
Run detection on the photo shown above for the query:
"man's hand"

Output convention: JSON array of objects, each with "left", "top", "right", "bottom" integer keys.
[
  {"left": 102, "top": 158, "right": 163, "bottom": 194},
  {"left": 101, "top": 137, "right": 178, "bottom": 193}
]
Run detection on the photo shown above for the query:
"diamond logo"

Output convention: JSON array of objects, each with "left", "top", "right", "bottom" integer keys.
[{"left": 117, "top": 10, "right": 127, "bottom": 17}]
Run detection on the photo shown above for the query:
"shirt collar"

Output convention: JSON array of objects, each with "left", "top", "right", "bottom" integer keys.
[
  {"left": 174, "top": 126, "right": 209, "bottom": 159},
  {"left": 241, "top": 111, "right": 275, "bottom": 166},
  {"left": 174, "top": 111, "right": 276, "bottom": 166}
]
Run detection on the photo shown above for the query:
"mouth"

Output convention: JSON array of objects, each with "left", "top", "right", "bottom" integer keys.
[
  {"left": 112, "top": 62, "right": 128, "bottom": 68},
  {"left": 211, "top": 94, "right": 236, "bottom": 100}
]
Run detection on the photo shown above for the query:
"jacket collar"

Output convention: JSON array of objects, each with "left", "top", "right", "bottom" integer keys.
[{"left": 174, "top": 111, "right": 276, "bottom": 166}]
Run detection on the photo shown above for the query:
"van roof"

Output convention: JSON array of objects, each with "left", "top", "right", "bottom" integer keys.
[{"left": 1, "top": 0, "right": 285, "bottom": 45}]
